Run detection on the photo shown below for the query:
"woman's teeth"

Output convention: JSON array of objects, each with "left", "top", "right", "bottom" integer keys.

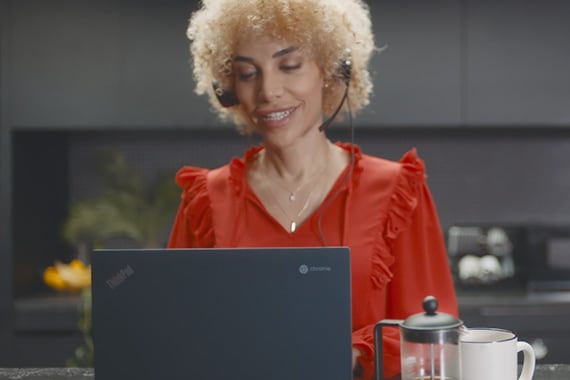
[{"left": 264, "top": 109, "right": 293, "bottom": 121}]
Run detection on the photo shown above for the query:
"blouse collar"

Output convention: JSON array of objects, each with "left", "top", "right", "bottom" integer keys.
[{"left": 228, "top": 142, "right": 364, "bottom": 196}]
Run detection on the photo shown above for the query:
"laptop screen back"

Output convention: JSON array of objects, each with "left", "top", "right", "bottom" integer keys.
[{"left": 92, "top": 247, "right": 352, "bottom": 380}]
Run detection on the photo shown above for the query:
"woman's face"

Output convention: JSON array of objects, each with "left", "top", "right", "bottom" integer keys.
[{"left": 232, "top": 36, "right": 325, "bottom": 148}]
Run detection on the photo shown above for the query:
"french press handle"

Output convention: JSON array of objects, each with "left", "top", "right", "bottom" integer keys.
[{"left": 374, "top": 319, "right": 403, "bottom": 380}]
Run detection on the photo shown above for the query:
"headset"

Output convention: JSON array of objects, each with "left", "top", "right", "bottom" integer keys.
[
  {"left": 319, "top": 56, "right": 352, "bottom": 132},
  {"left": 212, "top": 56, "right": 352, "bottom": 130},
  {"left": 212, "top": 80, "right": 240, "bottom": 108}
]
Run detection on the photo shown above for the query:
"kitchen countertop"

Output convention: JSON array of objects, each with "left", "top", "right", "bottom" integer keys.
[
  {"left": 0, "top": 365, "right": 569, "bottom": 379},
  {"left": 457, "top": 290, "right": 570, "bottom": 304}
]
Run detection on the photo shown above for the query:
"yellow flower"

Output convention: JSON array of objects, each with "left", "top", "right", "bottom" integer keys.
[{"left": 43, "top": 259, "right": 91, "bottom": 292}]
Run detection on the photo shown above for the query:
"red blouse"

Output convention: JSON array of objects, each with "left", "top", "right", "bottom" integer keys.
[{"left": 168, "top": 143, "right": 458, "bottom": 379}]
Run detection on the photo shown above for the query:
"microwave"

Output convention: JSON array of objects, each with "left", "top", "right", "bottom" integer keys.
[
  {"left": 446, "top": 224, "right": 570, "bottom": 292},
  {"left": 525, "top": 225, "right": 570, "bottom": 291}
]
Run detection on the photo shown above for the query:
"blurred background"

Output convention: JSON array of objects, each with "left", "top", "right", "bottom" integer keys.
[{"left": 1, "top": 0, "right": 570, "bottom": 367}]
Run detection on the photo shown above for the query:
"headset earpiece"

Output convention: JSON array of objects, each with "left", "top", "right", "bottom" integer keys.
[
  {"left": 212, "top": 80, "right": 239, "bottom": 108},
  {"left": 338, "top": 57, "right": 352, "bottom": 85},
  {"left": 337, "top": 48, "right": 352, "bottom": 85},
  {"left": 318, "top": 53, "right": 352, "bottom": 132}
]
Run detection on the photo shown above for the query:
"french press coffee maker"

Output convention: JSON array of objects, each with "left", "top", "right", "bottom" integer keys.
[{"left": 374, "top": 296, "right": 463, "bottom": 380}]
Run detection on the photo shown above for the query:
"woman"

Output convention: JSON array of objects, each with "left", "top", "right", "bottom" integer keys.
[{"left": 168, "top": 0, "right": 458, "bottom": 378}]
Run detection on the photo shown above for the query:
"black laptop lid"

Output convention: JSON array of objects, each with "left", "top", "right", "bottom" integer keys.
[{"left": 92, "top": 247, "right": 352, "bottom": 380}]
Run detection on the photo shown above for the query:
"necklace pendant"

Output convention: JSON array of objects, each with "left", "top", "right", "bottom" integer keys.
[
  {"left": 290, "top": 221, "right": 297, "bottom": 233},
  {"left": 289, "top": 193, "right": 296, "bottom": 202}
]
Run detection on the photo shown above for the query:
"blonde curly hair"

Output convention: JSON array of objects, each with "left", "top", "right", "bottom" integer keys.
[{"left": 187, "top": 0, "right": 376, "bottom": 134}]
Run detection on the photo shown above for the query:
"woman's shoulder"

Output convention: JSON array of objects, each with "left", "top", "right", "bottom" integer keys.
[
  {"left": 175, "top": 145, "right": 261, "bottom": 196},
  {"left": 175, "top": 166, "right": 210, "bottom": 189},
  {"left": 173, "top": 166, "right": 214, "bottom": 225},
  {"left": 357, "top": 148, "right": 426, "bottom": 193},
  {"left": 360, "top": 148, "right": 425, "bottom": 178}
]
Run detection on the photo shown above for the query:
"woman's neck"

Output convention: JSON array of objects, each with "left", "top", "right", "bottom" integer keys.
[{"left": 261, "top": 136, "right": 332, "bottom": 183}]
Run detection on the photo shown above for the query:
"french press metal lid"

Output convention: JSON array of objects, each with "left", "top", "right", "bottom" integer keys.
[
  {"left": 374, "top": 296, "right": 463, "bottom": 380},
  {"left": 400, "top": 296, "right": 463, "bottom": 343}
]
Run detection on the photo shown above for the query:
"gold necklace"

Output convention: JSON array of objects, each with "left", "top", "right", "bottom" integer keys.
[
  {"left": 266, "top": 187, "right": 315, "bottom": 233},
  {"left": 267, "top": 163, "right": 328, "bottom": 202},
  {"left": 261, "top": 144, "right": 332, "bottom": 232}
]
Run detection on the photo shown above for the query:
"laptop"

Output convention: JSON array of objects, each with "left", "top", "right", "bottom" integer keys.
[{"left": 91, "top": 247, "right": 352, "bottom": 380}]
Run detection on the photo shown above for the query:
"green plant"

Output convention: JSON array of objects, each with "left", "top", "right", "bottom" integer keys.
[
  {"left": 61, "top": 150, "right": 180, "bottom": 367},
  {"left": 66, "top": 288, "right": 93, "bottom": 368},
  {"left": 63, "top": 151, "right": 181, "bottom": 249}
]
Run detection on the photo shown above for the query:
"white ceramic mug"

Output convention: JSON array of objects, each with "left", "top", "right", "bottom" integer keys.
[{"left": 461, "top": 328, "right": 535, "bottom": 380}]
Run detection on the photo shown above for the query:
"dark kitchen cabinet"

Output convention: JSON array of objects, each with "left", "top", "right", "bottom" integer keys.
[
  {"left": 5, "top": 0, "right": 570, "bottom": 129},
  {"left": 360, "top": 1, "right": 463, "bottom": 126},
  {"left": 7, "top": 0, "right": 213, "bottom": 129},
  {"left": 464, "top": 0, "right": 570, "bottom": 125}
]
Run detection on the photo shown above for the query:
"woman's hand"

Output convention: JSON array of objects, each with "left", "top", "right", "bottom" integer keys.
[{"left": 352, "top": 347, "right": 362, "bottom": 369}]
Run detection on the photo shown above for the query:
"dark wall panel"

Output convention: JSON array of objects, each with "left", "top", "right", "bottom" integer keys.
[
  {"left": 9, "top": 0, "right": 209, "bottom": 128},
  {"left": 12, "top": 131, "right": 70, "bottom": 298},
  {"left": 66, "top": 128, "right": 570, "bottom": 231},
  {"left": 466, "top": 0, "right": 570, "bottom": 124},
  {"left": 7, "top": 0, "right": 570, "bottom": 128}
]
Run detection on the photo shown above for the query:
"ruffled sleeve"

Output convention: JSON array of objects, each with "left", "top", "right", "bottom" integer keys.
[
  {"left": 167, "top": 166, "right": 215, "bottom": 248},
  {"left": 353, "top": 149, "right": 457, "bottom": 380},
  {"left": 385, "top": 148, "right": 458, "bottom": 317},
  {"left": 370, "top": 148, "right": 426, "bottom": 288}
]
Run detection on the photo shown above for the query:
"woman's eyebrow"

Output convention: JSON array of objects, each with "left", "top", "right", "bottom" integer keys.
[
  {"left": 272, "top": 46, "right": 298, "bottom": 58},
  {"left": 233, "top": 47, "right": 299, "bottom": 63},
  {"left": 233, "top": 56, "right": 254, "bottom": 64}
]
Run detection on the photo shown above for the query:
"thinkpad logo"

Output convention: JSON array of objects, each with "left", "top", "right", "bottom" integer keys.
[{"left": 106, "top": 264, "right": 135, "bottom": 289}]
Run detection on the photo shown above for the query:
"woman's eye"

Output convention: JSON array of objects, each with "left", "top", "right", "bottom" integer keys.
[
  {"left": 237, "top": 70, "right": 257, "bottom": 81},
  {"left": 237, "top": 69, "right": 257, "bottom": 81},
  {"left": 281, "top": 63, "right": 301, "bottom": 72}
]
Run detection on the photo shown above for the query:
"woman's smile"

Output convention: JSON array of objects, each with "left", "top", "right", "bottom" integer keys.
[
  {"left": 262, "top": 108, "right": 295, "bottom": 121},
  {"left": 256, "top": 105, "right": 300, "bottom": 128}
]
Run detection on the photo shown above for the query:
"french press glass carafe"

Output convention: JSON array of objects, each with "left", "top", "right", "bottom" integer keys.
[{"left": 374, "top": 296, "right": 463, "bottom": 380}]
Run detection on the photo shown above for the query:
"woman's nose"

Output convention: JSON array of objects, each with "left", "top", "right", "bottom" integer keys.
[{"left": 258, "top": 73, "right": 284, "bottom": 102}]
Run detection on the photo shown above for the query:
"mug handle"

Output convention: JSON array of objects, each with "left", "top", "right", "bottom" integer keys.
[{"left": 517, "top": 341, "right": 536, "bottom": 380}]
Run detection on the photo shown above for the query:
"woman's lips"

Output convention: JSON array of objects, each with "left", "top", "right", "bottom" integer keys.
[
  {"left": 257, "top": 106, "right": 298, "bottom": 126},
  {"left": 262, "top": 108, "right": 295, "bottom": 121}
]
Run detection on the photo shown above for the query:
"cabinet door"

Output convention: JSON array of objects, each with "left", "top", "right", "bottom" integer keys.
[
  {"left": 361, "top": 1, "right": 462, "bottom": 126},
  {"left": 10, "top": 0, "right": 122, "bottom": 127},
  {"left": 9, "top": 0, "right": 214, "bottom": 129},
  {"left": 465, "top": 0, "right": 570, "bottom": 124}
]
